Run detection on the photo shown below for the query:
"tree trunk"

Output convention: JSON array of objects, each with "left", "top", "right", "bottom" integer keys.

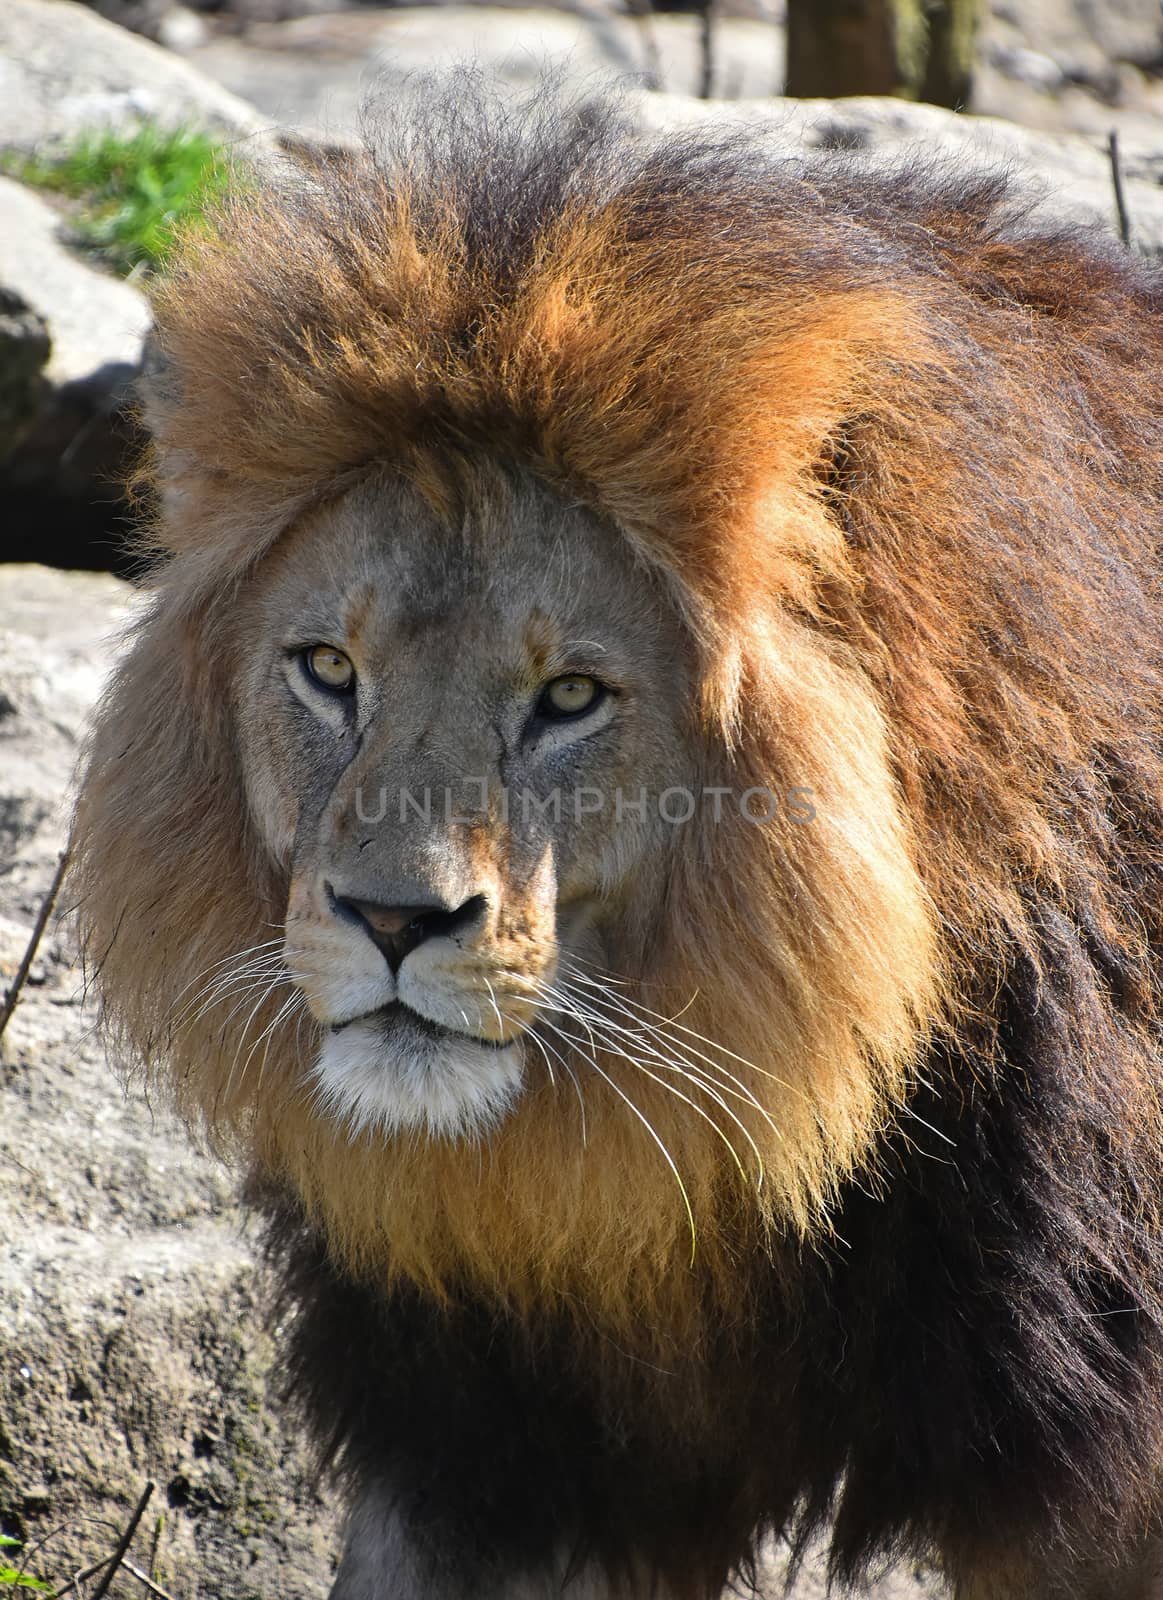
[
  {"left": 919, "top": 0, "right": 978, "bottom": 108},
  {"left": 698, "top": 0, "right": 716, "bottom": 99},
  {"left": 784, "top": 0, "right": 979, "bottom": 109}
]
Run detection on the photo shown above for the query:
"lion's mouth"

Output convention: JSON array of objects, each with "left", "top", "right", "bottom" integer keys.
[
  {"left": 330, "top": 1000, "right": 512, "bottom": 1051},
  {"left": 311, "top": 996, "right": 527, "bottom": 1138}
]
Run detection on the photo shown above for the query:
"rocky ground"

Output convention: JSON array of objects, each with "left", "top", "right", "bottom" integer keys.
[
  {"left": 60, "top": 0, "right": 1163, "bottom": 148},
  {"left": 2, "top": 0, "right": 1163, "bottom": 1594},
  {"left": 0, "top": 569, "right": 338, "bottom": 1598},
  {"left": 179, "top": 0, "right": 1163, "bottom": 151}
]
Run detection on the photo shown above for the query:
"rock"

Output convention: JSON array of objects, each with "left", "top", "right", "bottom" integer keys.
[
  {"left": 0, "top": 0, "right": 270, "bottom": 154},
  {"left": 181, "top": 7, "right": 1163, "bottom": 253},
  {"left": 989, "top": 0, "right": 1163, "bottom": 84},
  {"left": 72, "top": 0, "right": 181, "bottom": 42},
  {"left": 0, "top": 0, "right": 290, "bottom": 570},
  {"left": 155, "top": 4, "right": 211, "bottom": 52},
  {"left": 0, "top": 568, "right": 135, "bottom": 881},
  {"left": 0, "top": 180, "right": 149, "bottom": 387},
  {"left": 78, "top": 0, "right": 350, "bottom": 39},
  {"left": 974, "top": 0, "right": 1163, "bottom": 143},
  {"left": 77, "top": 0, "right": 215, "bottom": 48},
  {"left": 989, "top": 42, "right": 1067, "bottom": 91},
  {"left": 0, "top": 567, "right": 341, "bottom": 1600},
  {"left": 0, "top": 178, "right": 152, "bottom": 569},
  {"left": 185, "top": 6, "right": 788, "bottom": 130}
]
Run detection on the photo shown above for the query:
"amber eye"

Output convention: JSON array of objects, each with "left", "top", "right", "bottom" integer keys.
[
  {"left": 538, "top": 675, "right": 601, "bottom": 719},
  {"left": 304, "top": 644, "right": 355, "bottom": 693}
]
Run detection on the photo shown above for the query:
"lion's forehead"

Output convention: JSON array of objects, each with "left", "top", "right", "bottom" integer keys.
[{"left": 257, "top": 469, "right": 660, "bottom": 665}]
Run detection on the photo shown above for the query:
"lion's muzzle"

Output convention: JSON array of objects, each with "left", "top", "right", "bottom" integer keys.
[{"left": 282, "top": 864, "right": 553, "bottom": 1139}]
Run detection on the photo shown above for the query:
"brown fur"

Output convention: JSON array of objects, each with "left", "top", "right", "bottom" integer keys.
[
  {"left": 73, "top": 113, "right": 952, "bottom": 1336},
  {"left": 70, "top": 91, "right": 1163, "bottom": 1593}
]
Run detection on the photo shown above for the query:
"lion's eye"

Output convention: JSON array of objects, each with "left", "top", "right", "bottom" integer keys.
[
  {"left": 304, "top": 645, "right": 356, "bottom": 693},
  {"left": 538, "top": 675, "right": 602, "bottom": 719}
]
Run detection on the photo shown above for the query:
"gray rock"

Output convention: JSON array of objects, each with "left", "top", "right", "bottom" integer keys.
[
  {"left": 0, "top": 0, "right": 270, "bottom": 154},
  {"left": 155, "top": 3, "right": 211, "bottom": 51},
  {"left": 0, "top": 178, "right": 151, "bottom": 566},
  {"left": 973, "top": 0, "right": 1163, "bottom": 144},
  {"left": 71, "top": 0, "right": 181, "bottom": 43},
  {"left": 0, "top": 568, "right": 134, "bottom": 880},
  {"left": 990, "top": 0, "right": 1163, "bottom": 83},
  {"left": 0, "top": 179, "right": 149, "bottom": 386},
  {"left": 185, "top": 7, "right": 787, "bottom": 133},
  {"left": 989, "top": 41, "right": 1067, "bottom": 91},
  {"left": 75, "top": 0, "right": 216, "bottom": 47},
  {"left": 78, "top": 0, "right": 349, "bottom": 41},
  {"left": 0, "top": 566, "right": 341, "bottom": 1600}
]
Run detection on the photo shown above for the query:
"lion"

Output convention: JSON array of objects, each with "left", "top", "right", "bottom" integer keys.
[{"left": 70, "top": 89, "right": 1163, "bottom": 1600}]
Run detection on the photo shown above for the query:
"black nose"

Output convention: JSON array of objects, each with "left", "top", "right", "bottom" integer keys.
[{"left": 332, "top": 891, "right": 486, "bottom": 974}]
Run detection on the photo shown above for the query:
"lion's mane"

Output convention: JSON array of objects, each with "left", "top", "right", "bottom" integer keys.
[{"left": 72, "top": 93, "right": 1163, "bottom": 1592}]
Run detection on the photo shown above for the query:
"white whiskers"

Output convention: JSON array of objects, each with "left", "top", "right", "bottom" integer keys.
[
  {"left": 519, "top": 957, "right": 788, "bottom": 1265},
  {"left": 172, "top": 934, "right": 308, "bottom": 1108}
]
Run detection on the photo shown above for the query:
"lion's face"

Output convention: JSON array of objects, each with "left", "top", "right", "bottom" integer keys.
[
  {"left": 76, "top": 436, "right": 943, "bottom": 1318},
  {"left": 235, "top": 469, "right": 697, "bottom": 1140}
]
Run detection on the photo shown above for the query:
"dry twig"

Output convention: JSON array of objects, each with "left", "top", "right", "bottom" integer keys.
[
  {"left": 121, "top": 1558, "right": 178, "bottom": 1599},
  {"left": 89, "top": 1483, "right": 155, "bottom": 1600},
  {"left": 698, "top": 0, "right": 716, "bottom": 98},
  {"left": 0, "top": 848, "right": 71, "bottom": 1045},
  {"left": 625, "top": 0, "right": 664, "bottom": 90},
  {"left": 1108, "top": 128, "right": 1132, "bottom": 248}
]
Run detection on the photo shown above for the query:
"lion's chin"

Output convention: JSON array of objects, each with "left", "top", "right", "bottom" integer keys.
[{"left": 309, "top": 1008, "right": 526, "bottom": 1141}]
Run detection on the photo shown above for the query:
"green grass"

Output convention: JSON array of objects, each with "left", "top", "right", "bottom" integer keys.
[
  {"left": 1, "top": 124, "right": 237, "bottom": 276},
  {"left": 0, "top": 1536, "right": 50, "bottom": 1593}
]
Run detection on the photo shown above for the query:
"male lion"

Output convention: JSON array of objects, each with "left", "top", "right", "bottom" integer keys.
[{"left": 72, "top": 93, "right": 1163, "bottom": 1600}]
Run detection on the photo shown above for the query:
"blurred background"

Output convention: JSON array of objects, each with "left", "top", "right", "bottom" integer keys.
[
  {"left": 3, "top": 0, "right": 1163, "bottom": 575},
  {"left": 66, "top": 0, "right": 1163, "bottom": 141},
  {"left": 2, "top": 4, "right": 1163, "bottom": 1598}
]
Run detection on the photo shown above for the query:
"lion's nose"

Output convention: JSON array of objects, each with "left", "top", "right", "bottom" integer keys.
[{"left": 331, "top": 889, "right": 487, "bottom": 974}]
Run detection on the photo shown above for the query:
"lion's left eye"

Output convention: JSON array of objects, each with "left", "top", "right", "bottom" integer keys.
[
  {"left": 303, "top": 644, "right": 356, "bottom": 693},
  {"left": 537, "top": 675, "right": 602, "bottom": 719}
]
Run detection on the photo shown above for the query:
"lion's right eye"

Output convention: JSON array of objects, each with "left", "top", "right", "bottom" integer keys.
[{"left": 303, "top": 645, "right": 356, "bottom": 693}]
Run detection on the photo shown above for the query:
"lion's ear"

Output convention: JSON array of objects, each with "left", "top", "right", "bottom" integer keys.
[{"left": 134, "top": 313, "right": 254, "bottom": 567}]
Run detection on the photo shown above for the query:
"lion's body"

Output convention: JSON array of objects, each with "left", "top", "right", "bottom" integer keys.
[{"left": 72, "top": 96, "right": 1163, "bottom": 1598}]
